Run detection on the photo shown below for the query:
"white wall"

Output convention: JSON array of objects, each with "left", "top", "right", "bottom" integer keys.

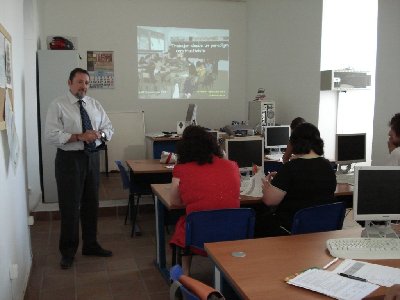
[
  {"left": 24, "top": 0, "right": 42, "bottom": 211},
  {"left": 318, "top": 0, "right": 378, "bottom": 164},
  {"left": 0, "top": 1, "right": 397, "bottom": 298},
  {"left": 246, "top": 0, "right": 323, "bottom": 126},
  {"left": 372, "top": 0, "right": 400, "bottom": 165},
  {"left": 37, "top": 0, "right": 248, "bottom": 135},
  {"left": 0, "top": 0, "right": 36, "bottom": 298}
]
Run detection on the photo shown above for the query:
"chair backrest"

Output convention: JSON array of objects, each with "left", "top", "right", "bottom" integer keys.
[
  {"left": 185, "top": 208, "right": 255, "bottom": 252},
  {"left": 115, "top": 160, "right": 130, "bottom": 190},
  {"left": 291, "top": 202, "right": 346, "bottom": 235}
]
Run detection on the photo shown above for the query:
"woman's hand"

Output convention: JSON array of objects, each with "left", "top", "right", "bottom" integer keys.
[
  {"left": 262, "top": 171, "right": 286, "bottom": 206},
  {"left": 262, "top": 171, "right": 277, "bottom": 193},
  {"left": 170, "top": 177, "right": 183, "bottom": 206},
  {"left": 265, "top": 171, "right": 277, "bottom": 183}
]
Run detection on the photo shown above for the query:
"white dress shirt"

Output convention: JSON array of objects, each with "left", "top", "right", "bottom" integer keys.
[
  {"left": 45, "top": 91, "right": 114, "bottom": 151},
  {"left": 387, "top": 147, "right": 400, "bottom": 166}
]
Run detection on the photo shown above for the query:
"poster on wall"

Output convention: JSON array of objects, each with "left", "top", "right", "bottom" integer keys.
[
  {"left": 5, "top": 89, "right": 19, "bottom": 172},
  {"left": 87, "top": 51, "right": 114, "bottom": 89},
  {"left": 0, "top": 35, "right": 6, "bottom": 88},
  {"left": 0, "top": 22, "right": 19, "bottom": 170},
  {"left": 1, "top": 22, "right": 14, "bottom": 131},
  {"left": 5, "top": 38, "right": 13, "bottom": 89}
]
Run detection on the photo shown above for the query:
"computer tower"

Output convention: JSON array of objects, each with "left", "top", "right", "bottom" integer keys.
[{"left": 248, "top": 100, "right": 275, "bottom": 128}]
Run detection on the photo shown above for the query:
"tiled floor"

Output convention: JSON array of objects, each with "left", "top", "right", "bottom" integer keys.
[
  {"left": 24, "top": 173, "right": 215, "bottom": 300},
  {"left": 25, "top": 173, "right": 360, "bottom": 300},
  {"left": 99, "top": 172, "right": 129, "bottom": 202}
]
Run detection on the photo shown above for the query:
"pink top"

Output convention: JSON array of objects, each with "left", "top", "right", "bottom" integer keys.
[{"left": 169, "top": 156, "right": 241, "bottom": 248}]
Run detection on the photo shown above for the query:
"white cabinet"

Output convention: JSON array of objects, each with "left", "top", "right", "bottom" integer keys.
[{"left": 38, "top": 50, "right": 80, "bottom": 203}]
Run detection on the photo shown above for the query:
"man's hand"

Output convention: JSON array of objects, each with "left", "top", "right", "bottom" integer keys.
[{"left": 79, "top": 130, "right": 101, "bottom": 143}]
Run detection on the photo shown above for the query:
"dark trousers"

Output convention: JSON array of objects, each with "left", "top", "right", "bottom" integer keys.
[{"left": 55, "top": 149, "right": 100, "bottom": 258}]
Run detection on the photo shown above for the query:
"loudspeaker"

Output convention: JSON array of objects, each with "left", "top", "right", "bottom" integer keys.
[{"left": 177, "top": 121, "right": 187, "bottom": 135}]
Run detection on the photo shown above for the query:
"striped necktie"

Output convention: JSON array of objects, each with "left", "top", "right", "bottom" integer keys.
[{"left": 78, "top": 99, "right": 96, "bottom": 150}]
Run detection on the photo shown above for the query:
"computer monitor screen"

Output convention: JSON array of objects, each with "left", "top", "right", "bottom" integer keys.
[
  {"left": 336, "top": 133, "right": 366, "bottom": 165},
  {"left": 353, "top": 166, "right": 400, "bottom": 222},
  {"left": 225, "top": 136, "right": 264, "bottom": 172},
  {"left": 185, "top": 104, "right": 197, "bottom": 124},
  {"left": 207, "top": 130, "right": 218, "bottom": 144},
  {"left": 264, "top": 126, "right": 290, "bottom": 148}
]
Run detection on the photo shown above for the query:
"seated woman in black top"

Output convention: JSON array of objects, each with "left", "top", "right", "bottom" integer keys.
[{"left": 255, "top": 122, "right": 337, "bottom": 237}]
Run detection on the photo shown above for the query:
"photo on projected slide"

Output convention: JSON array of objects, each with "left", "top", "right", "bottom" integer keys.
[{"left": 137, "top": 26, "right": 229, "bottom": 100}]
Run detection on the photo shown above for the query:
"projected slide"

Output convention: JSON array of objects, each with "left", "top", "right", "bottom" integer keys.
[{"left": 137, "top": 26, "right": 229, "bottom": 99}]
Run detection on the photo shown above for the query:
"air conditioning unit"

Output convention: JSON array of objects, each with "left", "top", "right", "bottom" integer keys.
[{"left": 320, "top": 70, "right": 371, "bottom": 91}]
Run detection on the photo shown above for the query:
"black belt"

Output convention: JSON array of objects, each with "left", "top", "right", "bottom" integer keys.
[{"left": 57, "top": 148, "right": 100, "bottom": 154}]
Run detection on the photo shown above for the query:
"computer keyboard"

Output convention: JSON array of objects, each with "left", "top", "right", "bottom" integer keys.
[
  {"left": 326, "top": 238, "right": 400, "bottom": 259},
  {"left": 265, "top": 153, "right": 283, "bottom": 161},
  {"left": 336, "top": 173, "right": 355, "bottom": 185}
]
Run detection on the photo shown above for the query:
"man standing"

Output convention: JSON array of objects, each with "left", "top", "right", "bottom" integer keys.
[{"left": 45, "top": 68, "right": 114, "bottom": 269}]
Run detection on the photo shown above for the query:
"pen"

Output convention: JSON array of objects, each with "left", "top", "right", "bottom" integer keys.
[
  {"left": 338, "top": 272, "right": 366, "bottom": 282},
  {"left": 322, "top": 257, "right": 339, "bottom": 270}
]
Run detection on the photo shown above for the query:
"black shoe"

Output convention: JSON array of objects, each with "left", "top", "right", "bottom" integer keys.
[
  {"left": 60, "top": 256, "right": 73, "bottom": 269},
  {"left": 82, "top": 245, "right": 113, "bottom": 257}
]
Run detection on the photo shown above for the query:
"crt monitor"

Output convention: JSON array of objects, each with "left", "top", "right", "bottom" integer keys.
[
  {"left": 207, "top": 130, "right": 219, "bottom": 144},
  {"left": 225, "top": 136, "right": 264, "bottom": 173},
  {"left": 264, "top": 125, "right": 290, "bottom": 149},
  {"left": 353, "top": 166, "right": 400, "bottom": 238},
  {"left": 335, "top": 133, "right": 366, "bottom": 165}
]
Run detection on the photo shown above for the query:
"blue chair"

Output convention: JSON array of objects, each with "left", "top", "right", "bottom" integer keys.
[
  {"left": 172, "top": 208, "right": 255, "bottom": 266},
  {"left": 170, "top": 264, "right": 224, "bottom": 300},
  {"left": 291, "top": 202, "right": 346, "bottom": 235},
  {"left": 115, "top": 160, "right": 153, "bottom": 237}
]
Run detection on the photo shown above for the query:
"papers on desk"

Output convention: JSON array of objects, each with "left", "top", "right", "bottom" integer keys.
[
  {"left": 333, "top": 259, "right": 400, "bottom": 287},
  {"left": 146, "top": 132, "right": 165, "bottom": 138},
  {"left": 240, "top": 166, "right": 264, "bottom": 197},
  {"left": 288, "top": 259, "right": 400, "bottom": 299},
  {"left": 288, "top": 268, "right": 379, "bottom": 300}
]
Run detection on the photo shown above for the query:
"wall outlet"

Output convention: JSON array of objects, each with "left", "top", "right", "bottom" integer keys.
[{"left": 28, "top": 216, "right": 34, "bottom": 226}]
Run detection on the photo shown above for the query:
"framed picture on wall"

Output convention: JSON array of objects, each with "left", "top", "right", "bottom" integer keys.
[{"left": 87, "top": 51, "right": 114, "bottom": 89}]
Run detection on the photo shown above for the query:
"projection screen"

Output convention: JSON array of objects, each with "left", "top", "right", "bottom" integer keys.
[{"left": 137, "top": 26, "right": 229, "bottom": 100}]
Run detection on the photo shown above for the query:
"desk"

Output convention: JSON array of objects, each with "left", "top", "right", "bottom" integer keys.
[
  {"left": 205, "top": 228, "right": 400, "bottom": 299},
  {"left": 126, "top": 159, "right": 174, "bottom": 174},
  {"left": 151, "top": 182, "right": 354, "bottom": 281},
  {"left": 334, "top": 183, "right": 353, "bottom": 196},
  {"left": 126, "top": 159, "right": 353, "bottom": 196},
  {"left": 125, "top": 160, "right": 173, "bottom": 236},
  {"left": 145, "top": 136, "right": 181, "bottom": 159}
]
